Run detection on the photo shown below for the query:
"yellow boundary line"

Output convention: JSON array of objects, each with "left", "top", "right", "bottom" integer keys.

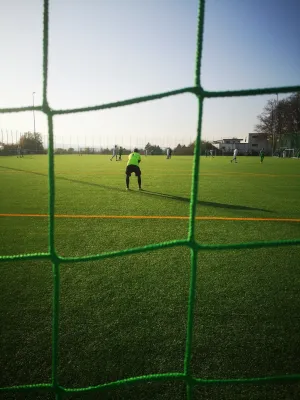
[{"left": 0, "top": 213, "right": 300, "bottom": 222}]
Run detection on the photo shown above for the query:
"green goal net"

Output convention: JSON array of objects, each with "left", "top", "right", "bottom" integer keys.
[{"left": 1, "top": 0, "right": 300, "bottom": 399}]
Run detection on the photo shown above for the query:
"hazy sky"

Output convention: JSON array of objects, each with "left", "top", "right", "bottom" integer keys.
[{"left": 0, "top": 0, "right": 299, "bottom": 149}]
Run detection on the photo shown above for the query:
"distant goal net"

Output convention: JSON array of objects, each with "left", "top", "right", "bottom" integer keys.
[
  {"left": 205, "top": 149, "right": 217, "bottom": 157},
  {"left": 283, "top": 148, "right": 294, "bottom": 158}
]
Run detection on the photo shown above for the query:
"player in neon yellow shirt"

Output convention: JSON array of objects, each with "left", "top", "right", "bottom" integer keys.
[{"left": 126, "top": 148, "right": 142, "bottom": 190}]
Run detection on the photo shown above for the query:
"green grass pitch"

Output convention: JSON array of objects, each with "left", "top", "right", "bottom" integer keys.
[{"left": 0, "top": 154, "right": 300, "bottom": 399}]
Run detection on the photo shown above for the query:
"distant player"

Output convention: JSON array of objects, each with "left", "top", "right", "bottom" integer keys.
[
  {"left": 210, "top": 149, "right": 214, "bottom": 158},
  {"left": 110, "top": 145, "right": 118, "bottom": 161},
  {"left": 260, "top": 148, "right": 265, "bottom": 163},
  {"left": 169, "top": 148, "right": 172, "bottom": 159},
  {"left": 118, "top": 146, "right": 123, "bottom": 161},
  {"left": 166, "top": 147, "right": 171, "bottom": 159},
  {"left": 230, "top": 148, "right": 238, "bottom": 163},
  {"left": 126, "top": 148, "right": 142, "bottom": 190},
  {"left": 17, "top": 145, "right": 24, "bottom": 158}
]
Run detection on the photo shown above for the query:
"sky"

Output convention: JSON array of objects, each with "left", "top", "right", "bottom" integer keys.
[{"left": 0, "top": 0, "right": 299, "bottom": 149}]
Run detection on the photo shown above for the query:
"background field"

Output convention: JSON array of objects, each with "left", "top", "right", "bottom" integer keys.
[{"left": 0, "top": 154, "right": 300, "bottom": 399}]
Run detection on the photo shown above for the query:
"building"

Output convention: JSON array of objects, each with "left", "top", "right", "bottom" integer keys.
[
  {"left": 248, "top": 133, "right": 272, "bottom": 155},
  {"left": 212, "top": 134, "right": 272, "bottom": 155},
  {"left": 212, "top": 138, "right": 248, "bottom": 155}
]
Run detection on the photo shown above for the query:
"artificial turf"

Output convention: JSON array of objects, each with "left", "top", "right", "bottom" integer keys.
[{"left": 0, "top": 154, "right": 300, "bottom": 399}]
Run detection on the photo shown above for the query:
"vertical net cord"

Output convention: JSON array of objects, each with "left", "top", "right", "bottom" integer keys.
[
  {"left": 50, "top": 114, "right": 61, "bottom": 399},
  {"left": 185, "top": 98, "right": 204, "bottom": 400},
  {"left": 43, "top": 1, "right": 61, "bottom": 398},
  {"left": 185, "top": 1, "right": 206, "bottom": 399}
]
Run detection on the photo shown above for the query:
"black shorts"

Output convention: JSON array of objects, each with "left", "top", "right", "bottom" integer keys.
[{"left": 126, "top": 165, "right": 141, "bottom": 176}]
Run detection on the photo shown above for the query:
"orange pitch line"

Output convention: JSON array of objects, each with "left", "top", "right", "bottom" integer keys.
[{"left": 0, "top": 213, "right": 300, "bottom": 222}]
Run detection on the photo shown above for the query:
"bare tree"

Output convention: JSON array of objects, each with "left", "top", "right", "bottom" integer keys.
[
  {"left": 19, "top": 132, "right": 44, "bottom": 153},
  {"left": 255, "top": 93, "right": 300, "bottom": 151}
]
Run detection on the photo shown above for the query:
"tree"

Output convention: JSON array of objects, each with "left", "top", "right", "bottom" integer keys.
[
  {"left": 174, "top": 144, "right": 182, "bottom": 152},
  {"left": 19, "top": 132, "right": 44, "bottom": 152},
  {"left": 255, "top": 93, "right": 300, "bottom": 151},
  {"left": 174, "top": 143, "right": 193, "bottom": 155},
  {"left": 0, "top": 143, "right": 18, "bottom": 156},
  {"left": 144, "top": 142, "right": 163, "bottom": 155},
  {"left": 200, "top": 140, "right": 215, "bottom": 153},
  {"left": 173, "top": 141, "right": 217, "bottom": 155},
  {"left": 55, "top": 148, "right": 67, "bottom": 154}
]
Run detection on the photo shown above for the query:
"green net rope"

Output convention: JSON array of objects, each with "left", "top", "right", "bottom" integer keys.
[{"left": 1, "top": 0, "right": 300, "bottom": 398}]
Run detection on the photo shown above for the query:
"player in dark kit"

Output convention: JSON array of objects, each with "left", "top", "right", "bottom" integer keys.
[
  {"left": 125, "top": 148, "right": 142, "bottom": 191},
  {"left": 118, "top": 146, "right": 123, "bottom": 161}
]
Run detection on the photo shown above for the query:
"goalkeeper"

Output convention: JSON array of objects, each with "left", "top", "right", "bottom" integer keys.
[
  {"left": 260, "top": 148, "right": 265, "bottom": 163},
  {"left": 126, "top": 148, "right": 142, "bottom": 191}
]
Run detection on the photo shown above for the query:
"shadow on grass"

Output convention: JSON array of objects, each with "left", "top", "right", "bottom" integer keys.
[
  {"left": 0, "top": 165, "right": 273, "bottom": 213},
  {"left": 140, "top": 190, "right": 273, "bottom": 213}
]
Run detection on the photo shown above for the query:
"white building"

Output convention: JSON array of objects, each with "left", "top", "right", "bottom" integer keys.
[
  {"left": 212, "top": 138, "right": 247, "bottom": 155},
  {"left": 212, "top": 134, "right": 272, "bottom": 155}
]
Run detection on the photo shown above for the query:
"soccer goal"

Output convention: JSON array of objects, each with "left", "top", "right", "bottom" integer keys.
[
  {"left": 283, "top": 148, "right": 294, "bottom": 158},
  {"left": 205, "top": 149, "right": 217, "bottom": 157}
]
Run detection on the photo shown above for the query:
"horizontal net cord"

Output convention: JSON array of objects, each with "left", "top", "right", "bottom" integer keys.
[
  {"left": 1, "top": 238, "right": 300, "bottom": 263},
  {"left": 1, "top": 85, "right": 300, "bottom": 116},
  {"left": 2, "top": 372, "right": 300, "bottom": 394}
]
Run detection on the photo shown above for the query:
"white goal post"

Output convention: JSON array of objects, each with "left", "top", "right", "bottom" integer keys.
[
  {"left": 283, "top": 149, "right": 294, "bottom": 158},
  {"left": 204, "top": 149, "right": 217, "bottom": 157}
]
